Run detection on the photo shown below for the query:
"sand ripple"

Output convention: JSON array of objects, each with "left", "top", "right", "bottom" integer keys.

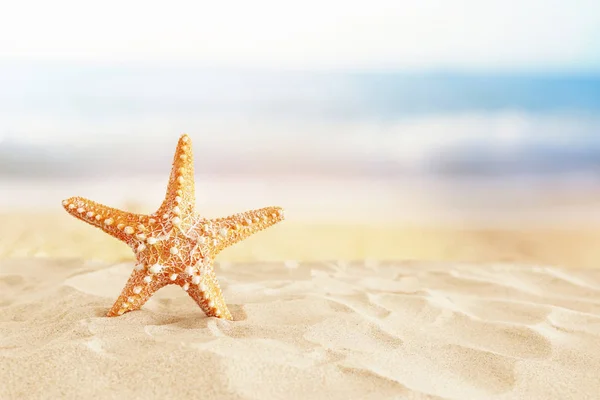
[{"left": 1, "top": 259, "right": 600, "bottom": 399}]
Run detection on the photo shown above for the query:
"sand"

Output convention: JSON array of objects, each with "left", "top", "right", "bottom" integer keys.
[
  {"left": 2, "top": 212, "right": 600, "bottom": 269},
  {"left": 2, "top": 175, "right": 600, "bottom": 399},
  {"left": 3, "top": 174, "right": 600, "bottom": 268},
  {"left": 2, "top": 257, "right": 600, "bottom": 399}
]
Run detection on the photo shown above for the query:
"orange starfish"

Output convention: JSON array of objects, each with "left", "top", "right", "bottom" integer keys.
[{"left": 62, "top": 134, "right": 284, "bottom": 320}]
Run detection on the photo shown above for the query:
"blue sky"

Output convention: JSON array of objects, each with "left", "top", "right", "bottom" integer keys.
[{"left": 0, "top": 0, "right": 599, "bottom": 72}]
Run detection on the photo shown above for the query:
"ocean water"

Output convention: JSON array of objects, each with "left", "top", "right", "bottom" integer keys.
[{"left": 1, "top": 63, "right": 599, "bottom": 179}]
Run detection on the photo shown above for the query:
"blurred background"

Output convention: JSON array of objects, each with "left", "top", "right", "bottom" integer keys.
[{"left": 1, "top": 1, "right": 600, "bottom": 265}]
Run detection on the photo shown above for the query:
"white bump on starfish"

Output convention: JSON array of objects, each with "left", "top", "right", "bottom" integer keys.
[
  {"left": 149, "top": 264, "right": 163, "bottom": 274},
  {"left": 137, "top": 243, "right": 146, "bottom": 253},
  {"left": 170, "top": 246, "right": 179, "bottom": 255},
  {"left": 77, "top": 207, "right": 85, "bottom": 213},
  {"left": 172, "top": 217, "right": 181, "bottom": 226},
  {"left": 134, "top": 263, "right": 144, "bottom": 271},
  {"left": 175, "top": 196, "right": 182, "bottom": 204},
  {"left": 104, "top": 218, "right": 114, "bottom": 226},
  {"left": 163, "top": 213, "right": 169, "bottom": 220},
  {"left": 133, "top": 286, "right": 142, "bottom": 294},
  {"left": 170, "top": 273, "right": 178, "bottom": 281},
  {"left": 199, "top": 282, "right": 207, "bottom": 292},
  {"left": 143, "top": 275, "right": 152, "bottom": 283},
  {"left": 192, "top": 275, "right": 201, "bottom": 284},
  {"left": 95, "top": 215, "right": 101, "bottom": 221},
  {"left": 197, "top": 236, "right": 206, "bottom": 244},
  {"left": 149, "top": 218, "right": 156, "bottom": 224},
  {"left": 180, "top": 154, "right": 187, "bottom": 161},
  {"left": 68, "top": 203, "right": 76, "bottom": 209},
  {"left": 146, "top": 237, "right": 157, "bottom": 245},
  {"left": 172, "top": 206, "right": 181, "bottom": 215},
  {"left": 86, "top": 211, "right": 94, "bottom": 218},
  {"left": 219, "top": 228, "right": 228, "bottom": 238},
  {"left": 136, "top": 233, "right": 146, "bottom": 240},
  {"left": 182, "top": 282, "right": 190, "bottom": 291},
  {"left": 177, "top": 176, "right": 185, "bottom": 184},
  {"left": 185, "top": 266, "right": 195, "bottom": 275},
  {"left": 124, "top": 226, "right": 134, "bottom": 235},
  {"left": 117, "top": 223, "right": 125, "bottom": 230}
]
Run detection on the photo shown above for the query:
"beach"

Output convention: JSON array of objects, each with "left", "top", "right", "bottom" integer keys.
[
  {"left": 1, "top": 175, "right": 600, "bottom": 399},
  {"left": 1, "top": 6, "right": 600, "bottom": 397},
  {"left": 2, "top": 212, "right": 600, "bottom": 269},
  {"left": 1, "top": 258, "right": 599, "bottom": 399}
]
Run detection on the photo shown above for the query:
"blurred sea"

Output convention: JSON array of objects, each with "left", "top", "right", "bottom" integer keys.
[
  {"left": 1, "top": 63, "right": 600, "bottom": 223},
  {"left": 1, "top": 63, "right": 599, "bottom": 180}
]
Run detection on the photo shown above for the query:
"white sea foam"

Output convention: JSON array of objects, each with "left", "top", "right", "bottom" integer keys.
[{"left": 1, "top": 112, "right": 599, "bottom": 178}]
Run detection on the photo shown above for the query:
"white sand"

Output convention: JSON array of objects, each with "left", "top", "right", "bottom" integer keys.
[
  {"left": 1, "top": 259, "right": 599, "bottom": 399},
  {"left": 2, "top": 175, "right": 600, "bottom": 399}
]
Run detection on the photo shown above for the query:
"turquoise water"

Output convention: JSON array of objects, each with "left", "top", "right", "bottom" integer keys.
[
  {"left": 1, "top": 64, "right": 599, "bottom": 116},
  {"left": 0, "top": 63, "right": 599, "bottom": 178}
]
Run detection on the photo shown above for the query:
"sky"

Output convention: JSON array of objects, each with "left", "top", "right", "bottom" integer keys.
[{"left": 0, "top": 0, "right": 599, "bottom": 71}]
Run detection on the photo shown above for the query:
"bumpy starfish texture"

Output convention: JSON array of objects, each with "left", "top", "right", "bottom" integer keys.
[{"left": 62, "top": 134, "right": 284, "bottom": 320}]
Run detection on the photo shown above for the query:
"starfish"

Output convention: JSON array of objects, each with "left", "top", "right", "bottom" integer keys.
[{"left": 62, "top": 134, "right": 284, "bottom": 320}]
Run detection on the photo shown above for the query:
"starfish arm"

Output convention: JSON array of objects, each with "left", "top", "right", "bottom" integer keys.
[
  {"left": 208, "top": 206, "right": 285, "bottom": 254},
  {"left": 184, "top": 266, "right": 233, "bottom": 320},
  {"left": 157, "top": 134, "right": 196, "bottom": 217},
  {"left": 107, "top": 267, "right": 170, "bottom": 317},
  {"left": 62, "top": 196, "right": 145, "bottom": 243}
]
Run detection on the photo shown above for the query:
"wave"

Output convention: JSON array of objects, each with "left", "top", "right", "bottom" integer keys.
[{"left": 1, "top": 112, "right": 600, "bottom": 178}]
